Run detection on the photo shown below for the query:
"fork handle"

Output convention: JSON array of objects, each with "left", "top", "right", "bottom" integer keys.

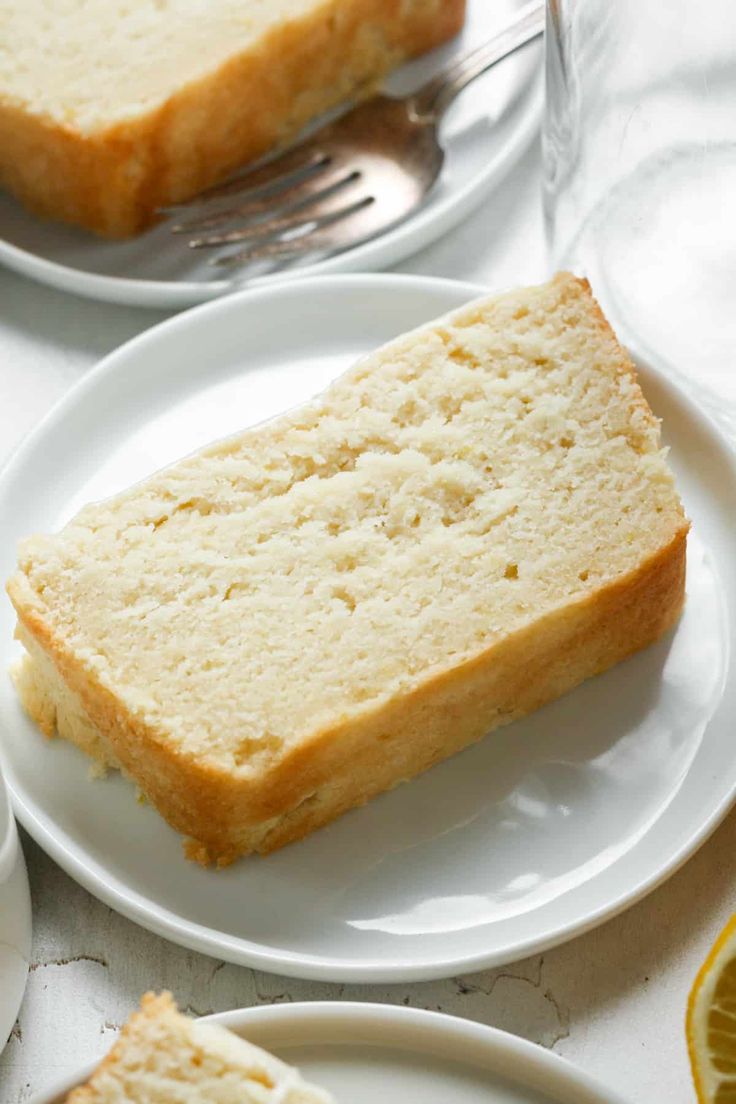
[{"left": 410, "top": 0, "right": 545, "bottom": 121}]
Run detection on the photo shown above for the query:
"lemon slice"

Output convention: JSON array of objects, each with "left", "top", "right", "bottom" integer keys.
[{"left": 688, "top": 914, "right": 736, "bottom": 1103}]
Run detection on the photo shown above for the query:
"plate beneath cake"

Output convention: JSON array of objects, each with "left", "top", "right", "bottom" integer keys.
[
  {"left": 0, "top": 0, "right": 541, "bottom": 310},
  {"left": 0, "top": 273, "right": 734, "bottom": 983},
  {"left": 32, "top": 1002, "right": 628, "bottom": 1104}
]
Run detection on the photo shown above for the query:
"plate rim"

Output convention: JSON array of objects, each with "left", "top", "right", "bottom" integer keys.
[
  {"left": 0, "top": 831, "right": 31, "bottom": 1057},
  {"left": 29, "top": 1000, "right": 631, "bottom": 1104},
  {"left": 0, "top": 57, "right": 542, "bottom": 309},
  {"left": 2, "top": 271, "right": 736, "bottom": 983}
]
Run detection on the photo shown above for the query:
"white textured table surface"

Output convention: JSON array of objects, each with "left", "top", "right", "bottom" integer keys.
[{"left": 1, "top": 142, "right": 735, "bottom": 1104}]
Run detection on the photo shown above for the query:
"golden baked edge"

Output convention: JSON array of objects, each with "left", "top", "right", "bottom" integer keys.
[
  {"left": 64, "top": 992, "right": 175, "bottom": 1104},
  {"left": 0, "top": 0, "right": 465, "bottom": 237},
  {"left": 6, "top": 274, "right": 690, "bottom": 863},
  {"left": 9, "top": 527, "right": 686, "bottom": 865}
]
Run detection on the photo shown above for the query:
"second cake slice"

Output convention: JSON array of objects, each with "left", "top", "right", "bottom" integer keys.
[{"left": 7, "top": 274, "right": 688, "bottom": 863}]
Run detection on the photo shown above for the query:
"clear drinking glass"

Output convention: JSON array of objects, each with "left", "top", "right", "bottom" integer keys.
[{"left": 543, "top": 0, "right": 736, "bottom": 405}]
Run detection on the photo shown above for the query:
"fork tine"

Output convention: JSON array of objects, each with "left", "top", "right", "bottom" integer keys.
[
  {"left": 174, "top": 168, "right": 359, "bottom": 237},
  {"left": 210, "top": 197, "right": 374, "bottom": 268},
  {"left": 159, "top": 148, "right": 331, "bottom": 217},
  {"left": 187, "top": 172, "right": 362, "bottom": 247},
  {"left": 211, "top": 230, "right": 340, "bottom": 268}
]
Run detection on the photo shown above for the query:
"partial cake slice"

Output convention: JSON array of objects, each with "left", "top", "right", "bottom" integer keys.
[
  {"left": 0, "top": 0, "right": 464, "bottom": 236},
  {"left": 65, "top": 992, "right": 333, "bottom": 1104},
  {"left": 7, "top": 274, "right": 688, "bottom": 863}
]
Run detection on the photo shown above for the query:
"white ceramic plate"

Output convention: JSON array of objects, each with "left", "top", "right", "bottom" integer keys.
[
  {"left": 0, "top": 768, "right": 31, "bottom": 1055},
  {"left": 1, "top": 274, "right": 734, "bottom": 984},
  {"left": 32, "top": 1002, "right": 629, "bottom": 1104},
  {"left": 0, "top": 0, "right": 542, "bottom": 310}
]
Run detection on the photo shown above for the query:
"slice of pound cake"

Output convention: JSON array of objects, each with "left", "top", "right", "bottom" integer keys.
[
  {"left": 64, "top": 992, "right": 334, "bottom": 1104},
  {"left": 7, "top": 274, "right": 688, "bottom": 864},
  {"left": 0, "top": 0, "right": 464, "bottom": 236}
]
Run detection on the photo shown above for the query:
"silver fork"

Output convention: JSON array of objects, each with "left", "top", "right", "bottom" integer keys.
[{"left": 165, "top": 0, "right": 544, "bottom": 271}]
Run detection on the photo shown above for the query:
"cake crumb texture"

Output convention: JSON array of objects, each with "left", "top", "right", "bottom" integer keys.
[
  {"left": 7, "top": 274, "right": 688, "bottom": 862},
  {"left": 0, "top": 0, "right": 465, "bottom": 235},
  {"left": 65, "top": 991, "right": 334, "bottom": 1103}
]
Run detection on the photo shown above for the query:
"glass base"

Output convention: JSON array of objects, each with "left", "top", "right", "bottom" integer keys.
[{"left": 556, "top": 142, "right": 736, "bottom": 405}]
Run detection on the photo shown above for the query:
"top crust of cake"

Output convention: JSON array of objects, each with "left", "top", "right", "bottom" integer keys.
[
  {"left": 0, "top": 0, "right": 402, "bottom": 131},
  {"left": 8, "top": 274, "right": 688, "bottom": 785},
  {"left": 0, "top": 0, "right": 465, "bottom": 235}
]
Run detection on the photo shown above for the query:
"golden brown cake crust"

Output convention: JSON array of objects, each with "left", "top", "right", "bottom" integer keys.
[
  {"left": 63, "top": 990, "right": 333, "bottom": 1101},
  {"left": 6, "top": 274, "right": 689, "bottom": 863},
  {"left": 65, "top": 993, "right": 175, "bottom": 1104},
  {"left": 10, "top": 527, "right": 686, "bottom": 864},
  {"left": 0, "top": 0, "right": 465, "bottom": 237}
]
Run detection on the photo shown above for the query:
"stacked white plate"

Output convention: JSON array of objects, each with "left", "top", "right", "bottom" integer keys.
[{"left": 32, "top": 1003, "right": 629, "bottom": 1104}]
